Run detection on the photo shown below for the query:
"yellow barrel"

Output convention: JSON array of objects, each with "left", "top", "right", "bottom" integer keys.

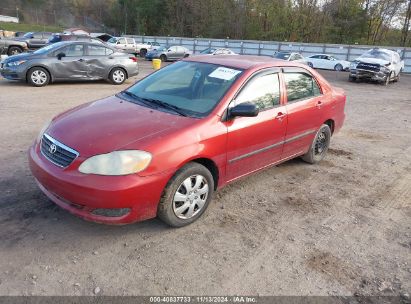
[{"left": 152, "top": 59, "right": 161, "bottom": 70}]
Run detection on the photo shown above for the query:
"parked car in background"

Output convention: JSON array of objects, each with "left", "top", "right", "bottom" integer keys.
[
  {"left": 0, "top": 41, "right": 138, "bottom": 87},
  {"left": 306, "top": 54, "right": 350, "bottom": 71},
  {"left": 107, "top": 37, "right": 137, "bottom": 54},
  {"left": 199, "top": 47, "right": 236, "bottom": 55},
  {"left": 14, "top": 32, "right": 53, "bottom": 49},
  {"left": 273, "top": 51, "right": 308, "bottom": 65},
  {"left": 47, "top": 33, "right": 105, "bottom": 45},
  {"left": 135, "top": 41, "right": 161, "bottom": 57},
  {"left": 29, "top": 55, "right": 345, "bottom": 227},
  {"left": 0, "top": 36, "right": 28, "bottom": 55},
  {"left": 349, "top": 48, "right": 404, "bottom": 85},
  {"left": 145, "top": 45, "right": 191, "bottom": 61}
]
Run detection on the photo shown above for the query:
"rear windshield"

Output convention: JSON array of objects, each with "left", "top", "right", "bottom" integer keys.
[{"left": 274, "top": 52, "right": 291, "bottom": 60}]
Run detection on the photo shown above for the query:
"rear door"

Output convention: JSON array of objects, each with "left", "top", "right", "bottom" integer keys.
[
  {"left": 84, "top": 44, "right": 113, "bottom": 79},
  {"left": 225, "top": 69, "right": 288, "bottom": 182},
  {"left": 281, "top": 67, "right": 324, "bottom": 157},
  {"left": 30, "top": 32, "right": 43, "bottom": 48},
  {"left": 50, "top": 43, "right": 89, "bottom": 79}
]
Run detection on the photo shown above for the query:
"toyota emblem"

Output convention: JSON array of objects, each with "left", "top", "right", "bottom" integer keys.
[{"left": 49, "top": 144, "right": 57, "bottom": 154}]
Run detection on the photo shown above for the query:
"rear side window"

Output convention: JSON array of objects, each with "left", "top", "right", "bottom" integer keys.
[
  {"left": 88, "top": 45, "right": 107, "bottom": 56},
  {"left": 126, "top": 38, "right": 134, "bottom": 44},
  {"left": 118, "top": 38, "right": 126, "bottom": 44},
  {"left": 284, "top": 73, "right": 321, "bottom": 102},
  {"left": 234, "top": 73, "right": 280, "bottom": 110}
]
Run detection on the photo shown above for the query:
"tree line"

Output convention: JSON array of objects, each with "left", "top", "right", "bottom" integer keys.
[{"left": 2, "top": 0, "right": 411, "bottom": 47}]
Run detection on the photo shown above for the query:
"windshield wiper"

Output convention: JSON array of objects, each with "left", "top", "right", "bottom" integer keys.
[
  {"left": 120, "top": 91, "right": 156, "bottom": 109},
  {"left": 140, "top": 97, "right": 188, "bottom": 117}
]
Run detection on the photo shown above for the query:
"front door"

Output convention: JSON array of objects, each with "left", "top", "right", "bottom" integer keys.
[
  {"left": 225, "top": 70, "right": 287, "bottom": 182},
  {"left": 51, "top": 43, "right": 89, "bottom": 79}
]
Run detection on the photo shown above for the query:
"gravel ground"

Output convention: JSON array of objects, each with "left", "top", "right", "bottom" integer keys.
[{"left": 0, "top": 61, "right": 410, "bottom": 297}]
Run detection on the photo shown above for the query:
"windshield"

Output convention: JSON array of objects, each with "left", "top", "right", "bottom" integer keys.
[
  {"left": 122, "top": 61, "right": 243, "bottom": 117},
  {"left": 360, "top": 49, "right": 392, "bottom": 61},
  {"left": 107, "top": 37, "right": 117, "bottom": 43},
  {"left": 33, "top": 42, "right": 66, "bottom": 54},
  {"left": 274, "top": 52, "right": 291, "bottom": 60},
  {"left": 200, "top": 48, "right": 216, "bottom": 54}
]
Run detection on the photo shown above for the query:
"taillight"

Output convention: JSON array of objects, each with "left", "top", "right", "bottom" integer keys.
[{"left": 129, "top": 57, "right": 138, "bottom": 62}]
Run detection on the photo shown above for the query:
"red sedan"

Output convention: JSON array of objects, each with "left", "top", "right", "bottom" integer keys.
[{"left": 29, "top": 55, "right": 346, "bottom": 227}]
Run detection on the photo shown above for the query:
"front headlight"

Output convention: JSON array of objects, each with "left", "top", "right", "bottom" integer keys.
[
  {"left": 350, "top": 62, "right": 358, "bottom": 69},
  {"left": 380, "top": 66, "right": 390, "bottom": 73},
  {"left": 78, "top": 150, "right": 152, "bottom": 176},
  {"left": 8, "top": 60, "right": 27, "bottom": 67}
]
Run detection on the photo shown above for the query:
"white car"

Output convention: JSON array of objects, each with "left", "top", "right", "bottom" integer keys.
[
  {"left": 199, "top": 47, "right": 237, "bottom": 55},
  {"left": 349, "top": 48, "right": 404, "bottom": 85},
  {"left": 107, "top": 37, "right": 137, "bottom": 54},
  {"left": 273, "top": 51, "right": 308, "bottom": 65},
  {"left": 135, "top": 41, "right": 161, "bottom": 57},
  {"left": 306, "top": 54, "right": 351, "bottom": 71}
]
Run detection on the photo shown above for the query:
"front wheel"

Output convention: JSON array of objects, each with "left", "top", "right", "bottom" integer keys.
[
  {"left": 109, "top": 67, "right": 126, "bottom": 85},
  {"left": 334, "top": 64, "right": 343, "bottom": 71},
  {"left": 160, "top": 54, "right": 167, "bottom": 62},
  {"left": 139, "top": 49, "right": 147, "bottom": 57},
  {"left": 383, "top": 72, "right": 392, "bottom": 86},
  {"left": 27, "top": 67, "right": 50, "bottom": 87},
  {"left": 158, "top": 163, "right": 214, "bottom": 227},
  {"left": 301, "top": 124, "right": 331, "bottom": 164},
  {"left": 307, "top": 62, "right": 313, "bottom": 68}
]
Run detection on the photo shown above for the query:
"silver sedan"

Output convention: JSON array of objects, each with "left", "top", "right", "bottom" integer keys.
[{"left": 0, "top": 41, "right": 139, "bottom": 87}]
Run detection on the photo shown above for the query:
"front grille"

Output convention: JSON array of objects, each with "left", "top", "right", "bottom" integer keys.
[
  {"left": 357, "top": 62, "right": 380, "bottom": 72},
  {"left": 40, "top": 134, "right": 79, "bottom": 168}
]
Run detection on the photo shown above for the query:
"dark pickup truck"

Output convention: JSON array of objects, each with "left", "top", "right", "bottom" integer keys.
[
  {"left": 0, "top": 36, "right": 29, "bottom": 55},
  {"left": 14, "top": 32, "right": 52, "bottom": 49}
]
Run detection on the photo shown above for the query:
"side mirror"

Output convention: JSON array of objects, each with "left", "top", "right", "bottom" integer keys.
[
  {"left": 57, "top": 52, "right": 66, "bottom": 60},
  {"left": 229, "top": 102, "right": 259, "bottom": 118}
]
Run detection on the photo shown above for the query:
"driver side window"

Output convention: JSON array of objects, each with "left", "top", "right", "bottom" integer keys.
[{"left": 234, "top": 73, "right": 280, "bottom": 111}]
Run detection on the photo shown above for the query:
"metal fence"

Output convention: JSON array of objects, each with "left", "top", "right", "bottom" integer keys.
[{"left": 126, "top": 35, "right": 411, "bottom": 73}]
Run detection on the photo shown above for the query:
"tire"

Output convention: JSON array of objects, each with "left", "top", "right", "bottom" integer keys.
[
  {"left": 334, "top": 64, "right": 343, "bottom": 71},
  {"left": 7, "top": 46, "right": 23, "bottom": 56},
  {"left": 348, "top": 75, "right": 356, "bottom": 82},
  {"left": 27, "top": 67, "right": 50, "bottom": 87},
  {"left": 160, "top": 54, "right": 167, "bottom": 62},
  {"left": 393, "top": 72, "right": 400, "bottom": 83},
  {"left": 108, "top": 67, "right": 126, "bottom": 85},
  {"left": 301, "top": 124, "right": 332, "bottom": 164},
  {"left": 139, "top": 49, "right": 147, "bottom": 57},
  {"left": 307, "top": 62, "right": 313, "bottom": 68},
  {"left": 183, "top": 54, "right": 189, "bottom": 58},
  {"left": 158, "top": 162, "right": 215, "bottom": 227}
]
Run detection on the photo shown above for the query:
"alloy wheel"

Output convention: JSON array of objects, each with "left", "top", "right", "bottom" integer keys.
[
  {"left": 31, "top": 70, "right": 48, "bottom": 85},
  {"left": 314, "top": 131, "right": 328, "bottom": 155},
  {"left": 172, "top": 174, "right": 209, "bottom": 220}
]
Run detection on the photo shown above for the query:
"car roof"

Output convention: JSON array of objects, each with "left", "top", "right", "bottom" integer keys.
[{"left": 185, "top": 55, "right": 294, "bottom": 69}]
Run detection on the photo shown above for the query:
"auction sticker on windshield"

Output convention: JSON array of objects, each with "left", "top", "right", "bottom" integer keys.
[{"left": 209, "top": 67, "right": 241, "bottom": 80}]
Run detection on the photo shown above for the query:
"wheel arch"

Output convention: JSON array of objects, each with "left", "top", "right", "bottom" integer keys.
[{"left": 324, "top": 119, "right": 335, "bottom": 135}]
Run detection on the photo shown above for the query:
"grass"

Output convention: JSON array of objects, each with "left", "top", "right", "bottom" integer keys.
[{"left": 0, "top": 22, "right": 62, "bottom": 33}]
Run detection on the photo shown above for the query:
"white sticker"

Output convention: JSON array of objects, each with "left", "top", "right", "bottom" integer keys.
[{"left": 208, "top": 67, "right": 241, "bottom": 80}]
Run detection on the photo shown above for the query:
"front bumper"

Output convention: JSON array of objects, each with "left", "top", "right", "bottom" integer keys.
[
  {"left": 349, "top": 69, "right": 388, "bottom": 81},
  {"left": 29, "top": 141, "right": 172, "bottom": 224},
  {"left": 0, "top": 64, "right": 27, "bottom": 80}
]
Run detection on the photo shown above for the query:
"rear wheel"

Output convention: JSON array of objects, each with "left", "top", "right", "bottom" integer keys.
[
  {"left": 334, "top": 64, "right": 343, "bottom": 71},
  {"left": 348, "top": 75, "right": 356, "bottom": 82},
  {"left": 27, "top": 67, "right": 50, "bottom": 87},
  {"left": 302, "top": 124, "right": 331, "bottom": 164},
  {"left": 8, "top": 46, "right": 23, "bottom": 56},
  {"left": 109, "top": 67, "right": 126, "bottom": 85},
  {"left": 158, "top": 163, "right": 214, "bottom": 227},
  {"left": 160, "top": 54, "right": 167, "bottom": 62}
]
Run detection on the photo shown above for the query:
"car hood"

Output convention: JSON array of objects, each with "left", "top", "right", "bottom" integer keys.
[
  {"left": 356, "top": 57, "right": 390, "bottom": 65},
  {"left": 3, "top": 52, "right": 35, "bottom": 63},
  {"left": 46, "top": 95, "right": 193, "bottom": 157}
]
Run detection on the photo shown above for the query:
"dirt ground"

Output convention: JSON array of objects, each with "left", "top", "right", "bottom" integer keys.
[{"left": 0, "top": 61, "right": 410, "bottom": 297}]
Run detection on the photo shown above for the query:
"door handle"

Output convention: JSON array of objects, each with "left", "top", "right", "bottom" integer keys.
[
  {"left": 275, "top": 112, "right": 287, "bottom": 120},
  {"left": 316, "top": 100, "right": 322, "bottom": 108},
  {"left": 78, "top": 59, "right": 85, "bottom": 62}
]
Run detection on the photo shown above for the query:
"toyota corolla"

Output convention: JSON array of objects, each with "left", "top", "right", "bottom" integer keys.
[{"left": 29, "top": 55, "right": 346, "bottom": 227}]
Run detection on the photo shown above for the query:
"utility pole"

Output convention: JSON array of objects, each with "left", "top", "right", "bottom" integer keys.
[{"left": 401, "top": 0, "right": 411, "bottom": 46}]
